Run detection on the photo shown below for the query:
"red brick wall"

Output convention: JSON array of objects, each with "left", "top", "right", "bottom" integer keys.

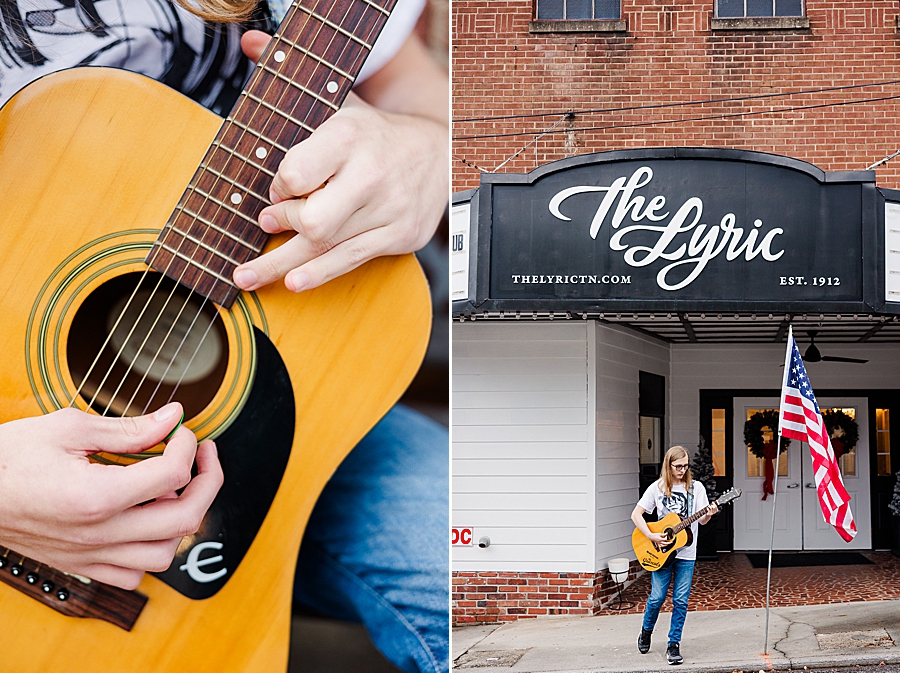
[
  {"left": 453, "top": 0, "right": 900, "bottom": 191},
  {"left": 452, "top": 561, "right": 644, "bottom": 624}
]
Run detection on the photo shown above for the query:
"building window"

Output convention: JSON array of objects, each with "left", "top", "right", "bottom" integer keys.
[
  {"left": 716, "top": 0, "right": 802, "bottom": 18},
  {"left": 535, "top": 0, "right": 620, "bottom": 20},
  {"left": 710, "top": 409, "right": 726, "bottom": 477},
  {"left": 877, "top": 408, "right": 891, "bottom": 477}
]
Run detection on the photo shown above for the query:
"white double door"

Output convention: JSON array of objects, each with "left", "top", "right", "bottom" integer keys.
[{"left": 733, "top": 397, "right": 871, "bottom": 551}]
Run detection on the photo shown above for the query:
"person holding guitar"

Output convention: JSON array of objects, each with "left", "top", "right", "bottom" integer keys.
[
  {"left": 631, "top": 446, "right": 718, "bottom": 665},
  {"left": 0, "top": 0, "right": 448, "bottom": 670}
]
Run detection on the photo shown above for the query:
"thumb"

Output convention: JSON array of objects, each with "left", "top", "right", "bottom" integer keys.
[
  {"left": 75, "top": 403, "right": 186, "bottom": 455},
  {"left": 241, "top": 29, "right": 271, "bottom": 63}
]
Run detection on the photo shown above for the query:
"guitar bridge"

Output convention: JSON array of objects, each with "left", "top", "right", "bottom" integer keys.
[{"left": 0, "top": 547, "right": 147, "bottom": 631}]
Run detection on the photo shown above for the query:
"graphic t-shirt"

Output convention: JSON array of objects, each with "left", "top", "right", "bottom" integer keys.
[
  {"left": 637, "top": 480, "right": 709, "bottom": 561},
  {"left": 0, "top": 0, "right": 424, "bottom": 114}
]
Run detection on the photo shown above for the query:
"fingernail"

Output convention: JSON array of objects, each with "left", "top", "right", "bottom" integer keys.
[
  {"left": 234, "top": 268, "right": 258, "bottom": 289},
  {"left": 288, "top": 271, "right": 310, "bottom": 293},
  {"left": 259, "top": 214, "right": 277, "bottom": 232},
  {"left": 154, "top": 403, "right": 179, "bottom": 422}
]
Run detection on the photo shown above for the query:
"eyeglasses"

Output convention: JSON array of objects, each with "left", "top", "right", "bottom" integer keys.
[{"left": 672, "top": 463, "right": 689, "bottom": 471}]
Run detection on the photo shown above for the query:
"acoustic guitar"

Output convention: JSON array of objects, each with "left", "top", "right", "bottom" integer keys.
[
  {"left": 0, "top": 0, "right": 432, "bottom": 669},
  {"left": 632, "top": 487, "right": 742, "bottom": 571}
]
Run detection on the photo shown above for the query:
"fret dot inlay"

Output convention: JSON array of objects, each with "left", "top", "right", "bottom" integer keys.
[
  {"left": 274, "top": 50, "right": 285, "bottom": 63},
  {"left": 326, "top": 81, "right": 339, "bottom": 94},
  {"left": 256, "top": 147, "right": 268, "bottom": 159},
  {"left": 230, "top": 193, "right": 243, "bottom": 205}
]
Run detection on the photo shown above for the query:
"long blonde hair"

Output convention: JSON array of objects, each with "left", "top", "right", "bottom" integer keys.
[
  {"left": 176, "top": 0, "right": 258, "bottom": 23},
  {"left": 659, "top": 446, "right": 692, "bottom": 498}
]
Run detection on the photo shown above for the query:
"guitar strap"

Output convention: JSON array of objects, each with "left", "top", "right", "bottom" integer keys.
[{"left": 686, "top": 481, "right": 694, "bottom": 518}]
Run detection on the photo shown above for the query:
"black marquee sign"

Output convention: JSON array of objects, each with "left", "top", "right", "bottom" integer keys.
[{"left": 456, "top": 148, "right": 893, "bottom": 314}]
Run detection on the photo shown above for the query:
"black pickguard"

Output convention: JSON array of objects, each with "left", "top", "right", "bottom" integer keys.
[{"left": 152, "top": 327, "right": 295, "bottom": 599}]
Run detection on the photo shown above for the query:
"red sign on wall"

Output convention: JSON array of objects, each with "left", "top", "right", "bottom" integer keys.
[{"left": 451, "top": 527, "right": 474, "bottom": 546}]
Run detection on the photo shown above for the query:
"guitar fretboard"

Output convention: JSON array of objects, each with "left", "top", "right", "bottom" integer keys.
[{"left": 148, "top": 0, "right": 396, "bottom": 307}]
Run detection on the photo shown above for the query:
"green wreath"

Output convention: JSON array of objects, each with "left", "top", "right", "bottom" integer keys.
[
  {"left": 744, "top": 410, "right": 791, "bottom": 458},
  {"left": 822, "top": 409, "right": 859, "bottom": 459}
]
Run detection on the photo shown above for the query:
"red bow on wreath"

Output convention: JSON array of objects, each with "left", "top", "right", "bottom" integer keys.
[{"left": 761, "top": 440, "right": 778, "bottom": 500}]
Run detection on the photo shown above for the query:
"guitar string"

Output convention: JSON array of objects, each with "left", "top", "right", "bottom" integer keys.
[
  {"left": 150, "top": 0, "right": 391, "bottom": 411},
  {"left": 70, "top": 1, "right": 323, "bottom": 416},
  {"left": 120, "top": 0, "right": 384, "bottom": 416},
  {"left": 68, "top": 0, "right": 386, "bottom": 416},
  {"left": 127, "top": 0, "right": 369, "bottom": 414},
  {"left": 84, "top": 0, "right": 342, "bottom": 417},
  {"left": 136, "top": 2, "right": 365, "bottom": 414}
]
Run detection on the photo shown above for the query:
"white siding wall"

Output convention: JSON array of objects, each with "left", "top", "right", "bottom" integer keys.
[
  {"left": 670, "top": 342, "right": 900, "bottom": 457},
  {"left": 593, "top": 322, "right": 671, "bottom": 569},
  {"left": 452, "top": 322, "right": 593, "bottom": 571}
]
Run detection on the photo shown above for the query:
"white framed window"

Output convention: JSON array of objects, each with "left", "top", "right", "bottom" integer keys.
[
  {"left": 535, "top": 0, "right": 620, "bottom": 20},
  {"left": 716, "top": 0, "right": 803, "bottom": 18}
]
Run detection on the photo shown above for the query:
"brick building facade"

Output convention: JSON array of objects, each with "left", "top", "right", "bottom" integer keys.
[
  {"left": 453, "top": 1, "right": 900, "bottom": 192},
  {"left": 452, "top": 1, "right": 900, "bottom": 626}
]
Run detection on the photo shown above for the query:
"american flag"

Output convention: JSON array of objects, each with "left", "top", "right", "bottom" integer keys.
[{"left": 778, "top": 327, "right": 857, "bottom": 542}]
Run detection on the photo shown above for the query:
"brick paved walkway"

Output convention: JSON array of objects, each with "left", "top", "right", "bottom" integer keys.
[{"left": 600, "top": 551, "right": 900, "bottom": 615}]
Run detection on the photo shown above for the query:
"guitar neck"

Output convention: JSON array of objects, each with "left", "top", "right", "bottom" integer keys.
[
  {"left": 671, "top": 501, "right": 715, "bottom": 534},
  {"left": 148, "top": 0, "right": 396, "bottom": 308}
]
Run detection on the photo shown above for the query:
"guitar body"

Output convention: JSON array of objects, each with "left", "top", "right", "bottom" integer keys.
[
  {"left": 631, "top": 513, "right": 693, "bottom": 572},
  {"left": 0, "top": 68, "right": 430, "bottom": 671}
]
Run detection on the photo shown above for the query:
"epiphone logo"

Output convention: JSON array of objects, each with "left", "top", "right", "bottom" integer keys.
[{"left": 548, "top": 166, "right": 785, "bottom": 291}]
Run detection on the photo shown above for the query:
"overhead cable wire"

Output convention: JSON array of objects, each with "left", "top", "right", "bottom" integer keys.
[
  {"left": 453, "top": 77, "right": 900, "bottom": 124},
  {"left": 867, "top": 149, "right": 900, "bottom": 170},
  {"left": 491, "top": 114, "right": 571, "bottom": 172},
  {"left": 453, "top": 92, "right": 900, "bottom": 141}
]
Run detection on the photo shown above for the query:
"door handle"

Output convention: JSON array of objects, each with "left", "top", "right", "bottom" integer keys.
[
  {"left": 805, "top": 482, "right": 816, "bottom": 489},
  {"left": 785, "top": 482, "right": 800, "bottom": 489}
]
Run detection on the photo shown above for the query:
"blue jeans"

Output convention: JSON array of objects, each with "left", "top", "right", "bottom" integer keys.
[
  {"left": 641, "top": 558, "right": 695, "bottom": 645},
  {"left": 293, "top": 405, "right": 449, "bottom": 673}
]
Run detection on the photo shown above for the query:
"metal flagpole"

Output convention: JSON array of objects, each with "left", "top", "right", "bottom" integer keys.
[{"left": 764, "top": 325, "right": 794, "bottom": 655}]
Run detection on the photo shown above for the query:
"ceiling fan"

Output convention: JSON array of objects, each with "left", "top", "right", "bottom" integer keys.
[{"left": 802, "top": 330, "right": 868, "bottom": 364}]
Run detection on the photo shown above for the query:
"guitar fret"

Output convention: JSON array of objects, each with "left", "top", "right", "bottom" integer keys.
[
  {"left": 243, "top": 92, "right": 316, "bottom": 135},
  {"left": 169, "top": 225, "right": 244, "bottom": 267},
  {"left": 358, "top": 0, "right": 390, "bottom": 17},
  {"left": 174, "top": 204, "right": 263, "bottom": 253},
  {"left": 292, "top": 2, "right": 373, "bottom": 50},
  {"left": 212, "top": 141, "right": 277, "bottom": 178},
  {"left": 155, "top": 242, "right": 237, "bottom": 287},
  {"left": 224, "top": 119, "right": 289, "bottom": 154},
  {"left": 199, "top": 162, "right": 272, "bottom": 205},
  {"left": 270, "top": 34, "right": 356, "bottom": 82},
  {"left": 259, "top": 64, "right": 340, "bottom": 111},
  {"left": 189, "top": 184, "right": 265, "bottom": 225}
]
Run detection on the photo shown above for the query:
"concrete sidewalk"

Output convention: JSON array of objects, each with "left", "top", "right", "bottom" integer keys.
[{"left": 453, "top": 599, "right": 900, "bottom": 672}]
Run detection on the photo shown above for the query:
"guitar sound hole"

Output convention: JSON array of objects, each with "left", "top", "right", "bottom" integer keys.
[{"left": 67, "top": 272, "right": 228, "bottom": 418}]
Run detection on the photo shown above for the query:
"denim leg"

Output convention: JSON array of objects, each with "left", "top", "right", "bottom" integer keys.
[
  {"left": 666, "top": 559, "right": 695, "bottom": 644},
  {"left": 641, "top": 564, "right": 673, "bottom": 633},
  {"left": 293, "top": 405, "right": 449, "bottom": 673}
]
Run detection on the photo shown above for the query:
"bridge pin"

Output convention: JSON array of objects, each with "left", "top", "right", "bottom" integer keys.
[
  {"left": 10, "top": 564, "right": 23, "bottom": 576},
  {"left": 56, "top": 588, "right": 69, "bottom": 601},
  {"left": 26, "top": 572, "right": 38, "bottom": 584},
  {"left": 41, "top": 581, "right": 54, "bottom": 593}
]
